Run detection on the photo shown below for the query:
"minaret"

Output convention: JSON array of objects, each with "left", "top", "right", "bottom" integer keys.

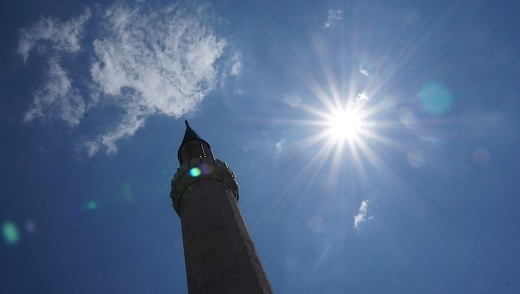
[{"left": 170, "top": 121, "right": 273, "bottom": 294}]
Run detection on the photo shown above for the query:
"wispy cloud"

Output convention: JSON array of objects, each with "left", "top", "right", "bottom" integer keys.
[
  {"left": 355, "top": 92, "right": 369, "bottom": 104},
  {"left": 23, "top": 58, "right": 85, "bottom": 125},
  {"left": 242, "top": 135, "right": 285, "bottom": 156},
  {"left": 230, "top": 52, "right": 242, "bottom": 76},
  {"left": 359, "top": 65, "right": 370, "bottom": 77},
  {"left": 19, "top": 3, "right": 233, "bottom": 156},
  {"left": 353, "top": 200, "right": 369, "bottom": 229},
  {"left": 275, "top": 139, "right": 285, "bottom": 154},
  {"left": 18, "top": 8, "right": 91, "bottom": 62},
  {"left": 323, "top": 9, "right": 343, "bottom": 28},
  {"left": 87, "top": 4, "right": 227, "bottom": 154}
]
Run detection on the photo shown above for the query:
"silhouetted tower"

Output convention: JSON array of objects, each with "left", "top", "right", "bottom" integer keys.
[{"left": 170, "top": 121, "right": 273, "bottom": 294}]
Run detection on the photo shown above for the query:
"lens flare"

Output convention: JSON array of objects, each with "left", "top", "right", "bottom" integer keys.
[
  {"left": 86, "top": 201, "right": 98, "bottom": 210},
  {"left": 189, "top": 167, "right": 202, "bottom": 177},
  {"left": 307, "top": 216, "right": 325, "bottom": 233},
  {"left": 25, "top": 220, "right": 36, "bottom": 234},
  {"left": 472, "top": 147, "right": 491, "bottom": 166},
  {"left": 2, "top": 222, "right": 20, "bottom": 246},
  {"left": 199, "top": 164, "right": 213, "bottom": 175},
  {"left": 122, "top": 183, "right": 134, "bottom": 203},
  {"left": 419, "top": 82, "right": 453, "bottom": 115}
]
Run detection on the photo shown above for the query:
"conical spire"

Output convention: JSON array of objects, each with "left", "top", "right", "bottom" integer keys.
[
  {"left": 177, "top": 120, "right": 213, "bottom": 164},
  {"left": 181, "top": 120, "right": 201, "bottom": 144}
]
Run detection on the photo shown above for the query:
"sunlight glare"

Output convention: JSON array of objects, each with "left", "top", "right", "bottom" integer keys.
[{"left": 328, "top": 109, "right": 363, "bottom": 140}]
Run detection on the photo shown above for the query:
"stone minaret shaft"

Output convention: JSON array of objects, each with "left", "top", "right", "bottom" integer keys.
[{"left": 170, "top": 121, "right": 273, "bottom": 294}]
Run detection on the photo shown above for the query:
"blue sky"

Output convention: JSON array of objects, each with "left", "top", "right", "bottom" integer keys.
[{"left": 1, "top": 0, "right": 520, "bottom": 293}]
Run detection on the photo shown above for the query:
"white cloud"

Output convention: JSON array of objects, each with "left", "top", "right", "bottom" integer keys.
[
  {"left": 85, "top": 4, "right": 226, "bottom": 155},
  {"left": 18, "top": 8, "right": 91, "bottom": 62},
  {"left": 275, "top": 139, "right": 285, "bottom": 154},
  {"left": 355, "top": 92, "right": 369, "bottom": 103},
  {"left": 323, "top": 9, "right": 343, "bottom": 28},
  {"left": 230, "top": 53, "right": 242, "bottom": 76},
  {"left": 353, "top": 200, "right": 369, "bottom": 229},
  {"left": 19, "top": 3, "right": 230, "bottom": 156},
  {"left": 23, "top": 58, "right": 85, "bottom": 125},
  {"left": 88, "top": 107, "right": 147, "bottom": 156},
  {"left": 359, "top": 65, "right": 369, "bottom": 77},
  {"left": 242, "top": 135, "right": 286, "bottom": 157}
]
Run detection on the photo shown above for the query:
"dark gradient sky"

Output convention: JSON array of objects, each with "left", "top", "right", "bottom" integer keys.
[{"left": 2, "top": 0, "right": 520, "bottom": 293}]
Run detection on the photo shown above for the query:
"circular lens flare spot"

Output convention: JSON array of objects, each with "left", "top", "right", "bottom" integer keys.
[
  {"left": 307, "top": 216, "right": 325, "bottom": 233},
  {"left": 86, "top": 201, "right": 98, "bottom": 210},
  {"left": 2, "top": 222, "right": 20, "bottom": 246},
  {"left": 189, "top": 167, "right": 202, "bottom": 177},
  {"left": 25, "top": 220, "right": 36, "bottom": 234},
  {"left": 328, "top": 109, "right": 363, "bottom": 139},
  {"left": 472, "top": 147, "right": 491, "bottom": 166},
  {"left": 419, "top": 82, "right": 453, "bottom": 115}
]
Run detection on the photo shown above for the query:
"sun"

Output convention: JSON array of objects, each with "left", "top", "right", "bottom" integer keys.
[
  {"left": 327, "top": 108, "right": 364, "bottom": 140},
  {"left": 294, "top": 91, "right": 382, "bottom": 175}
]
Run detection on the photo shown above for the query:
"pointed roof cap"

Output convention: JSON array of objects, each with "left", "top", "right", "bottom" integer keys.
[
  {"left": 181, "top": 120, "right": 201, "bottom": 144},
  {"left": 177, "top": 120, "right": 212, "bottom": 163}
]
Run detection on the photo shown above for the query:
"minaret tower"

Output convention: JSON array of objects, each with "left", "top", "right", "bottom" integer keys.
[{"left": 170, "top": 121, "right": 273, "bottom": 294}]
